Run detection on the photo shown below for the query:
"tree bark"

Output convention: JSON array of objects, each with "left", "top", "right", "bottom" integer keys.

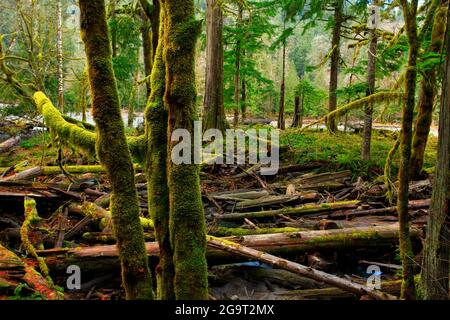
[
  {"left": 161, "top": 0, "right": 208, "bottom": 299},
  {"left": 278, "top": 22, "right": 287, "bottom": 130},
  {"left": 421, "top": 1, "right": 450, "bottom": 300},
  {"left": 398, "top": 0, "right": 419, "bottom": 300},
  {"left": 233, "top": 4, "right": 243, "bottom": 127},
  {"left": 327, "top": 0, "right": 343, "bottom": 133},
  {"left": 79, "top": 0, "right": 154, "bottom": 300},
  {"left": 410, "top": 6, "right": 446, "bottom": 179},
  {"left": 362, "top": 3, "right": 378, "bottom": 162},
  {"left": 144, "top": 4, "right": 175, "bottom": 300},
  {"left": 203, "top": 0, "right": 228, "bottom": 132}
]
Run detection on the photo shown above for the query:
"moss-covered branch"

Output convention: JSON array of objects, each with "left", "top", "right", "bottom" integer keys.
[{"left": 299, "top": 92, "right": 404, "bottom": 132}]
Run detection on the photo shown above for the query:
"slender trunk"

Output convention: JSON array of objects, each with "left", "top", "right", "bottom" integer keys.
[
  {"left": 410, "top": 6, "right": 446, "bottom": 179},
  {"left": 421, "top": 1, "right": 450, "bottom": 300},
  {"left": 79, "top": 67, "right": 89, "bottom": 122},
  {"left": 398, "top": 0, "right": 419, "bottom": 300},
  {"left": 292, "top": 95, "right": 301, "bottom": 128},
  {"left": 327, "top": 0, "right": 343, "bottom": 133},
  {"left": 241, "top": 76, "right": 247, "bottom": 120},
  {"left": 144, "top": 5, "right": 174, "bottom": 299},
  {"left": 56, "top": 0, "right": 64, "bottom": 112},
  {"left": 278, "top": 24, "right": 286, "bottom": 131},
  {"left": 162, "top": 0, "right": 208, "bottom": 299},
  {"left": 109, "top": 0, "right": 118, "bottom": 58},
  {"left": 362, "top": 11, "right": 378, "bottom": 161},
  {"left": 141, "top": 13, "right": 153, "bottom": 97},
  {"left": 203, "top": 0, "right": 228, "bottom": 132},
  {"left": 79, "top": 0, "right": 154, "bottom": 300},
  {"left": 128, "top": 56, "right": 140, "bottom": 128},
  {"left": 233, "top": 5, "right": 243, "bottom": 127}
]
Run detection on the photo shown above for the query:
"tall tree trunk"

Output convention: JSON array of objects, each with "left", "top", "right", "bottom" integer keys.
[
  {"left": 161, "top": 0, "right": 208, "bottom": 299},
  {"left": 203, "top": 0, "right": 228, "bottom": 132},
  {"left": 327, "top": 0, "right": 343, "bottom": 133},
  {"left": 79, "top": 0, "right": 154, "bottom": 300},
  {"left": 79, "top": 67, "right": 89, "bottom": 122},
  {"left": 362, "top": 3, "right": 378, "bottom": 162},
  {"left": 278, "top": 22, "right": 286, "bottom": 130},
  {"left": 144, "top": 5, "right": 174, "bottom": 300},
  {"left": 241, "top": 76, "right": 247, "bottom": 121},
  {"left": 56, "top": 0, "right": 64, "bottom": 112},
  {"left": 410, "top": 6, "right": 446, "bottom": 179},
  {"left": 421, "top": 1, "right": 450, "bottom": 300},
  {"left": 141, "top": 13, "right": 153, "bottom": 97},
  {"left": 109, "top": 0, "right": 118, "bottom": 58},
  {"left": 398, "top": 0, "right": 419, "bottom": 300},
  {"left": 292, "top": 95, "right": 301, "bottom": 128},
  {"left": 233, "top": 4, "right": 243, "bottom": 127}
]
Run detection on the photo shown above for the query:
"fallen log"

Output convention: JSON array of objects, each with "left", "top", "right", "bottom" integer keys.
[
  {"left": 40, "top": 224, "right": 420, "bottom": 270},
  {"left": 234, "top": 194, "right": 300, "bottom": 210},
  {"left": 206, "top": 235, "right": 397, "bottom": 300},
  {"left": 0, "top": 136, "right": 21, "bottom": 153},
  {"left": 215, "top": 200, "right": 360, "bottom": 221},
  {"left": 0, "top": 243, "right": 61, "bottom": 299},
  {"left": 315, "top": 199, "right": 430, "bottom": 220},
  {"left": 275, "top": 280, "right": 401, "bottom": 300}
]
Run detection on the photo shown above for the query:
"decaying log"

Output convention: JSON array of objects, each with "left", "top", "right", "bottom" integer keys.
[
  {"left": 40, "top": 224, "right": 420, "bottom": 270},
  {"left": 215, "top": 200, "right": 360, "bottom": 220},
  {"left": 0, "top": 243, "right": 61, "bottom": 299},
  {"left": 234, "top": 195, "right": 300, "bottom": 210},
  {"left": 206, "top": 235, "right": 397, "bottom": 300},
  {"left": 0, "top": 136, "right": 21, "bottom": 153},
  {"left": 316, "top": 199, "right": 430, "bottom": 220},
  {"left": 275, "top": 280, "right": 401, "bottom": 300}
]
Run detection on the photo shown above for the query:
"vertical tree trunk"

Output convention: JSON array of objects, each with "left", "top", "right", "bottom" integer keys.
[
  {"left": 327, "top": 0, "right": 343, "bottom": 133},
  {"left": 203, "top": 0, "right": 228, "bottom": 132},
  {"left": 79, "top": 67, "right": 89, "bottom": 122},
  {"left": 161, "top": 0, "right": 208, "bottom": 300},
  {"left": 141, "top": 13, "right": 153, "bottom": 97},
  {"left": 292, "top": 95, "right": 301, "bottom": 128},
  {"left": 278, "top": 23, "right": 286, "bottom": 130},
  {"left": 410, "top": 6, "right": 446, "bottom": 179},
  {"left": 109, "top": 0, "right": 118, "bottom": 58},
  {"left": 56, "top": 0, "right": 64, "bottom": 112},
  {"left": 421, "top": 1, "right": 450, "bottom": 300},
  {"left": 398, "top": 0, "right": 419, "bottom": 300},
  {"left": 362, "top": 4, "right": 378, "bottom": 162},
  {"left": 233, "top": 4, "right": 243, "bottom": 127},
  {"left": 241, "top": 75, "right": 247, "bottom": 121},
  {"left": 79, "top": 0, "right": 154, "bottom": 300},
  {"left": 144, "top": 5, "right": 175, "bottom": 300}
]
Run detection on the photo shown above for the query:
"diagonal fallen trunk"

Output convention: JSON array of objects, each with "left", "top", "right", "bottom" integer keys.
[
  {"left": 206, "top": 235, "right": 398, "bottom": 300},
  {"left": 40, "top": 224, "right": 421, "bottom": 270}
]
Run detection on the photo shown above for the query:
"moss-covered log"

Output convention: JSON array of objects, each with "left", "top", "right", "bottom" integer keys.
[
  {"left": 144, "top": 3, "right": 175, "bottom": 300},
  {"left": 214, "top": 200, "right": 360, "bottom": 221},
  {"left": 161, "top": 0, "right": 208, "bottom": 299},
  {"left": 42, "top": 224, "right": 421, "bottom": 271},
  {"left": 79, "top": 0, "right": 153, "bottom": 300}
]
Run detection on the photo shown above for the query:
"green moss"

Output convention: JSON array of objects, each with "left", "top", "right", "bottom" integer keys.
[
  {"left": 211, "top": 227, "right": 303, "bottom": 237},
  {"left": 79, "top": 0, "right": 153, "bottom": 300}
]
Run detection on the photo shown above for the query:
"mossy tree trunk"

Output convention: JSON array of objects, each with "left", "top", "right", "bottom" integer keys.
[
  {"left": 144, "top": 4, "right": 175, "bottom": 300},
  {"left": 398, "top": 0, "right": 419, "bottom": 300},
  {"left": 327, "top": 0, "right": 343, "bottom": 133},
  {"left": 362, "top": 2, "right": 378, "bottom": 162},
  {"left": 79, "top": 0, "right": 154, "bottom": 300},
  {"left": 161, "top": 0, "right": 209, "bottom": 299},
  {"left": 410, "top": 5, "right": 446, "bottom": 179},
  {"left": 203, "top": 0, "right": 228, "bottom": 133},
  {"left": 56, "top": 0, "right": 64, "bottom": 112},
  {"left": 421, "top": 0, "right": 450, "bottom": 300}
]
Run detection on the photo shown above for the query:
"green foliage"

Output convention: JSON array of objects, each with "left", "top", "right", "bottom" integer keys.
[{"left": 294, "top": 78, "right": 326, "bottom": 116}]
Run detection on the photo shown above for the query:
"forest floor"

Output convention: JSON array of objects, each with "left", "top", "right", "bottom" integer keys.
[{"left": 0, "top": 123, "right": 437, "bottom": 300}]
